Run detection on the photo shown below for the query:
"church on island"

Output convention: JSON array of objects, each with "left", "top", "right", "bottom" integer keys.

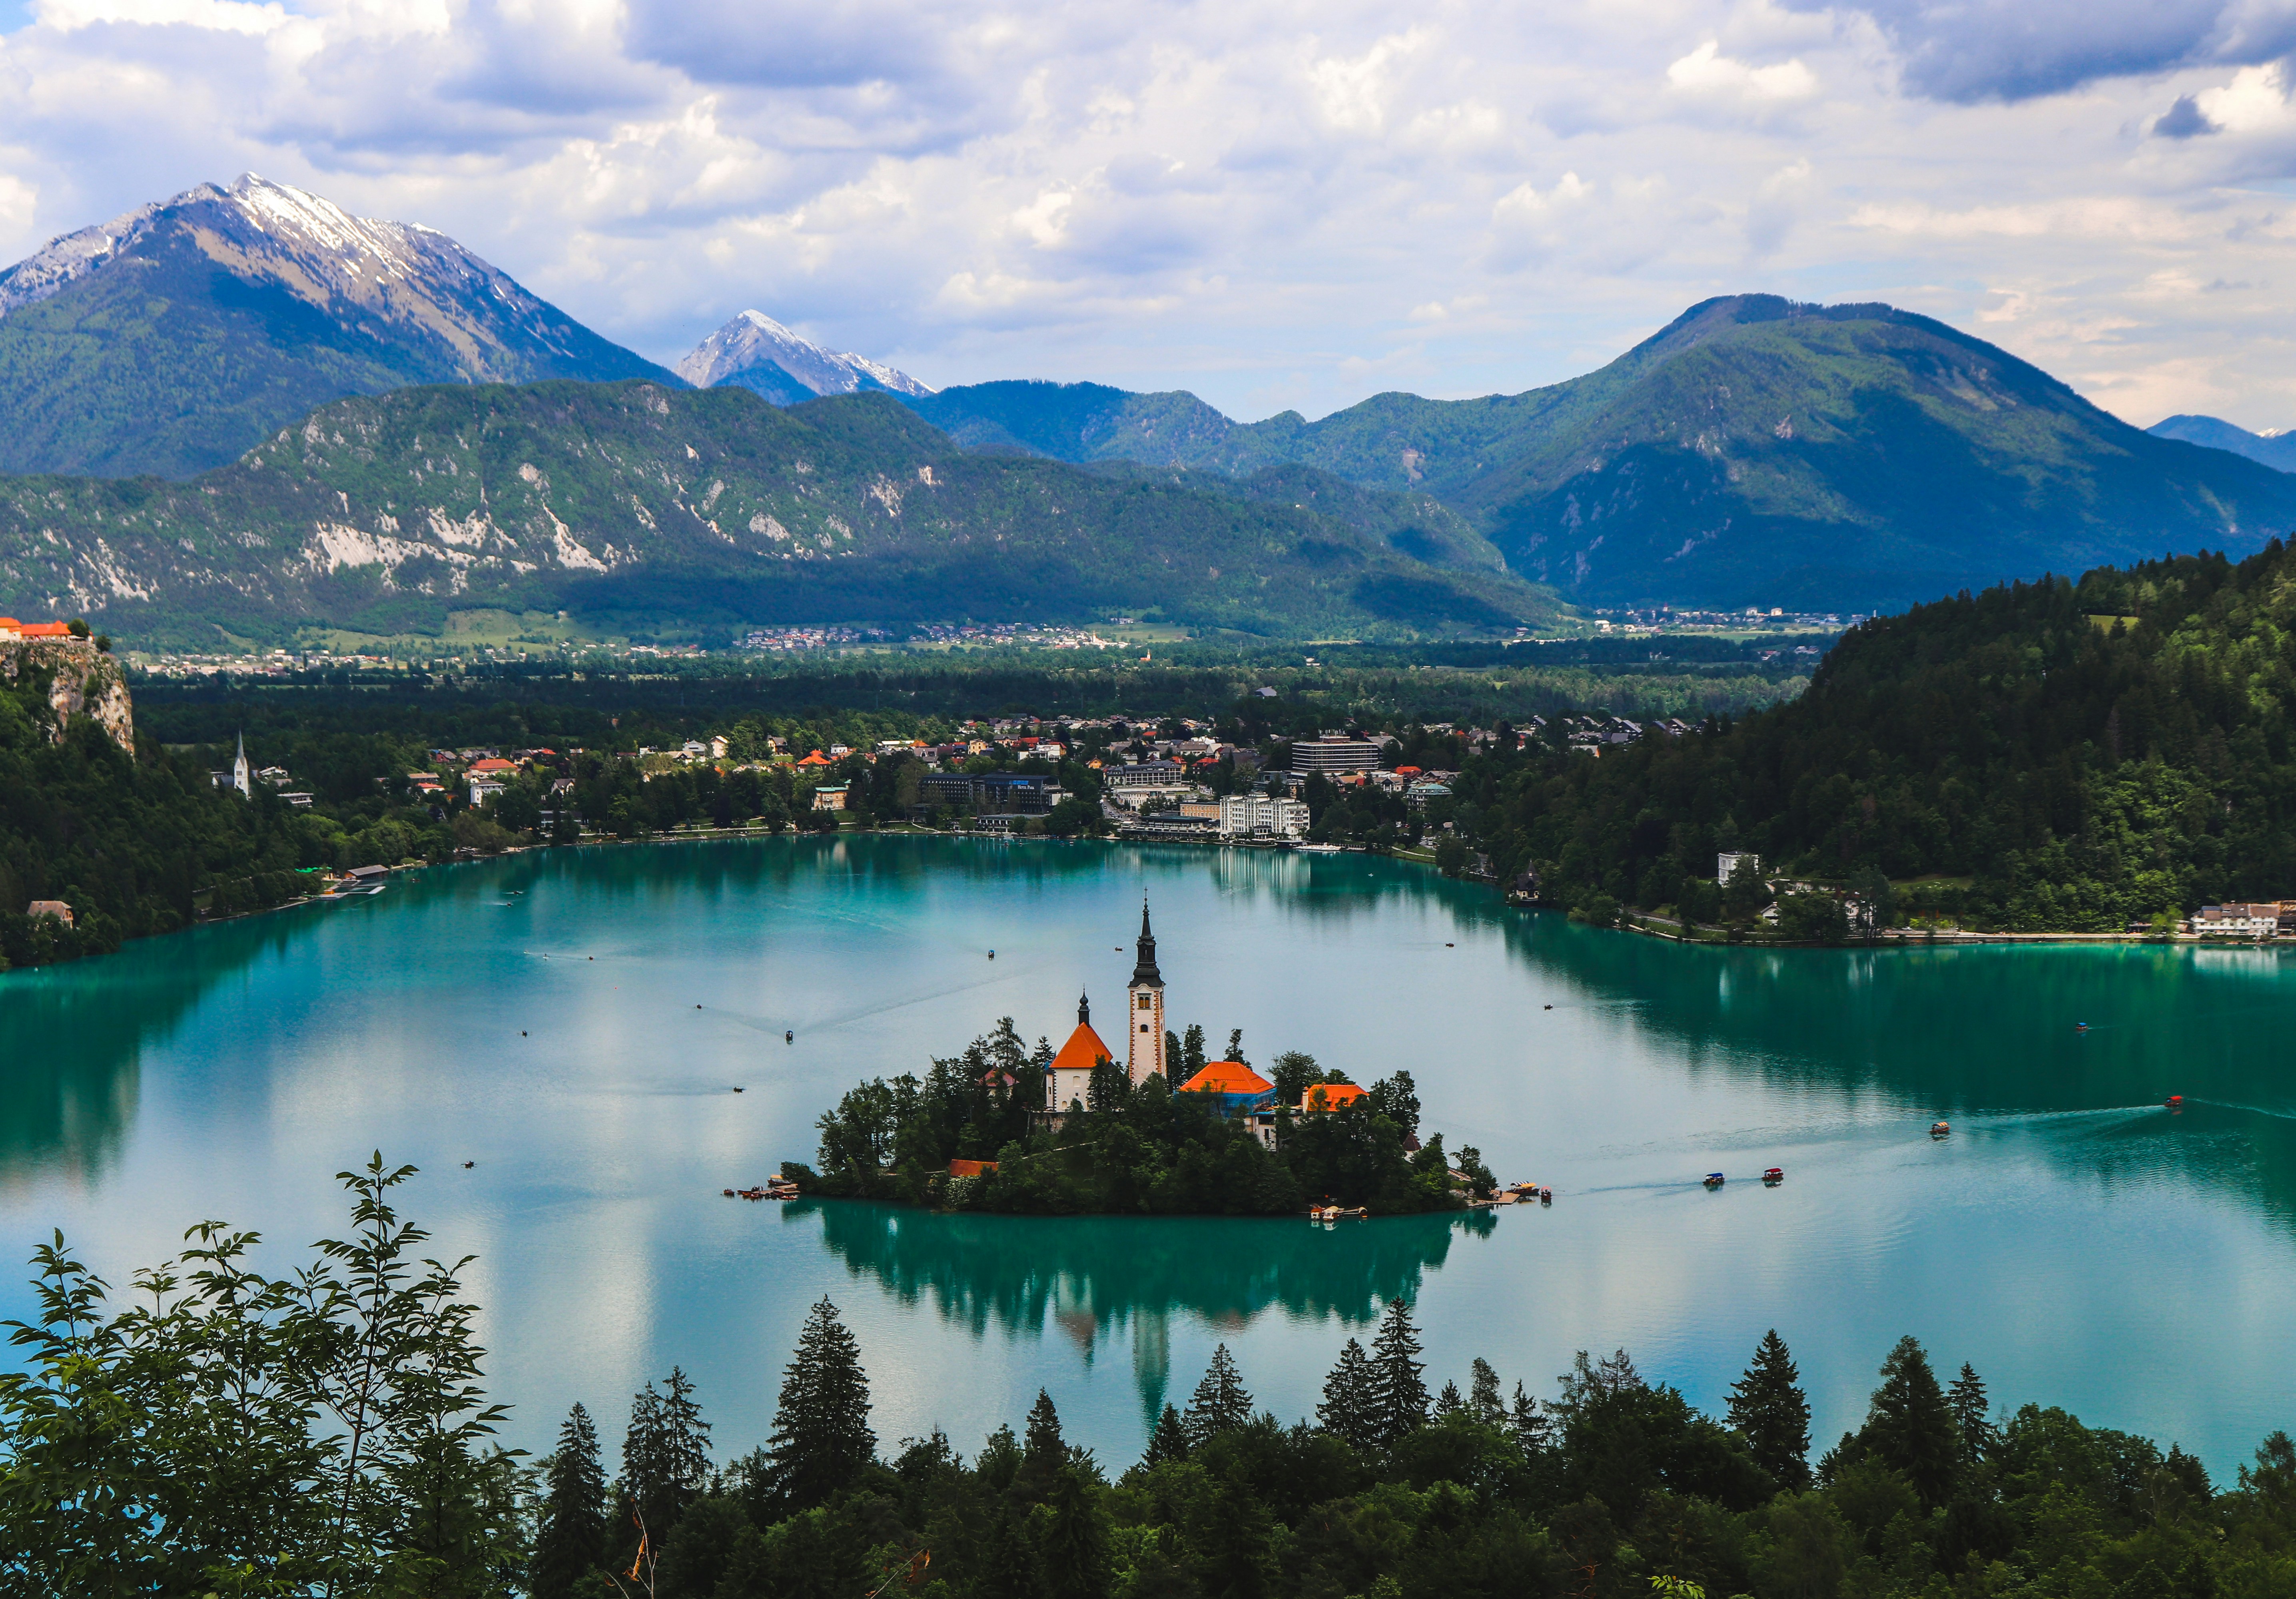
[{"left": 1043, "top": 903, "right": 1280, "bottom": 1142}]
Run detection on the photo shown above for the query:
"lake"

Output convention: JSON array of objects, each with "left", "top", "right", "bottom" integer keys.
[{"left": 2, "top": 835, "right": 2291, "bottom": 1479}]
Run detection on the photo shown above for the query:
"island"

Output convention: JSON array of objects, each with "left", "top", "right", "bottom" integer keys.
[{"left": 782, "top": 903, "right": 1498, "bottom": 1216}]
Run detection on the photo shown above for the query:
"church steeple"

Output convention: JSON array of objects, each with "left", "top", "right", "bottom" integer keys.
[
  {"left": 1078, "top": 991, "right": 1091, "bottom": 1025},
  {"left": 1125, "top": 899, "right": 1167, "bottom": 1086},
  {"left": 1130, "top": 900, "right": 1163, "bottom": 989}
]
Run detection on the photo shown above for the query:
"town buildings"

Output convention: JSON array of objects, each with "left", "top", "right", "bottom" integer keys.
[{"left": 1217, "top": 793, "right": 1309, "bottom": 839}]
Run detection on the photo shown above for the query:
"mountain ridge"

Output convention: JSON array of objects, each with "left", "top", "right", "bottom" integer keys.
[
  {"left": 0, "top": 381, "right": 1561, "bottom": 647},
  {"left": 903, "top": 297, "right": 2296, "bottom": 611},
  {"left": 0, "top": 174, "right": 678, "bottom": 480},
  {"left": 2147, "top": 413, "right": 2296, "bottom": 473}
]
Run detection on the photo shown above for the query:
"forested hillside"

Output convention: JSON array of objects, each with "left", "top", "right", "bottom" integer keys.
[
  {"left": 912, "top": 298, "right": 2296, "bottom": 612},
  {"left": 1457, "top": 543, "right": 2296, "bottom": 931},
  {"left": 0, "top": 381, "right": 1560, "bottom": 647}
]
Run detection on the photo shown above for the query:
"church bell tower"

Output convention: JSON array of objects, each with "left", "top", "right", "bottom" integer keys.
[{"left": 1126, "top": 900, "right": 1167, "bottom": 1085}]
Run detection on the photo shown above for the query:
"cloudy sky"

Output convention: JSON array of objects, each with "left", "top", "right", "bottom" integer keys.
[{"left": 2, "top": 0, "right": 2294, "bottom": 427}]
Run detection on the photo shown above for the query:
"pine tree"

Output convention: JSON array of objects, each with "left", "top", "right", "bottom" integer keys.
[
  {"left": 1947, "top": 1363, "right": 1993, "bottom": 1466},
  {"left": 1509, "top": 1382, "right": 1556, "bottom": 1454},
  {"left": 1366, "top": 1298, "right": 1429, "bottom": 1451},
  {"left": 1317, "top": 1339, "right": 1376, "bottom": 1453},
  {"left": 1182, "top": 1024, "right": 1207, "bottom": 1074},
  {"left": 1025, "top": 1388, "right": 1065, "bottom": 1463},
  {"left": 761, "top": 1297, "right": 878, "bottom": 1512},
  {"left": 1469, "top": 1359, "right": 1506, "bottom": 1428},
  {"left": 1143, "top": 1403, "right": 1189, "bottom": 1467},
  {"left": 1184, "top": 1344, "right": 1253, "bottom": 1447},
  {"left": 1433, "top": 1380, "right": 1464, "bottom": 1418},
  {"left": 1727, "top": 1330, "right": 1813, "bottom": 1492},
  {"left": 1041, "top": 1462, "right": 1112, "bottom": 1599},
  {"left": 1860, "top": 1335, "right": 1961, "bottom": 1508},
  {"left": 976, "top": 1502, "right": 1048, "bottom": 1599},
  {"left": 620, "top": 1368, "right": 711, "bottom": 1545},
  {"left": 531, "top": 1403, "right": 610, "bottom": 1599},
  {"left": 1225, "top": 1028, "right": 1247, "bottom": 1067}
]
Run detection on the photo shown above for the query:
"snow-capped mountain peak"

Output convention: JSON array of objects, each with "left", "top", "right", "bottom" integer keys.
[
  {"left": 0, "top": 173, "right": 674, "bottom": 477},
  {"left": 674, "top": 309, "right": 931, "bottom": 402}
]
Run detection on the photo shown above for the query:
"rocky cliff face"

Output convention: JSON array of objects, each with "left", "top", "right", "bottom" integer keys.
[{"left": 1, "top": 638, "right": 133, "bottom": 750}]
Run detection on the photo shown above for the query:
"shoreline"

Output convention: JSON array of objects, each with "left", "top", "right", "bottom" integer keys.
[{"left": 23, "top": 822, "right": 2290, "bottom": 975}]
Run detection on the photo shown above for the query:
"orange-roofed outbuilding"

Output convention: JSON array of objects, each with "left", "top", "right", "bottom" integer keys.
[
  {"left": 1179, "top": 1060, "right": 1275, "bottom": 1097},
  {"left": 1300, "top": 1082, "right": 1367, "bottom": 1113}
]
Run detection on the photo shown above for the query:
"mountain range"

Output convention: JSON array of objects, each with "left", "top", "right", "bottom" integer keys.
[
  {"left": 2, "top": 173, "right": 2292, "bottom": 634},
  {"left": 901, "top": 298, "right": 2296, "bottom": 612},
  {"left": 0, "top": 175, "right": 676, "bottom": 479},
  {"left": 0, "top": 381, "right": 1554, "bottom": 647},
  {"left": 2146, "top": 413, "right": 2296, "bottom": 473}
]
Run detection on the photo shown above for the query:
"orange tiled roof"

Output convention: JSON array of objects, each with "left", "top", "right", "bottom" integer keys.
[
  {"left": 469, "top": 758, "right": 516, "bottom": 773},
  {"left": 1301, "top": 1083, "right": 1368, "bottom": 1112},
  {"left": 1179, "top": 1060, "right": 1274, "bottom": 1096},
  {"left": 19, "top": 621, "right": 70, "bottom": 638},
  {"left": 1051, "top": 1022, "right": 1115, "bottom": 1077},
  {"left": 948, "top": 1158, "right": 999, "bottom": 1178},
  {"left": 796, "top": 750, "right": 832, "bottom": 766}
]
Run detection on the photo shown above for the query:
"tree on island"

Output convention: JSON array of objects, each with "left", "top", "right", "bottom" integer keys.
[
  {"left": 1726, "top": 1330, "right": 1813, "bottom": 1492},
  {"left": 531, "top": 1402, "right": 610, "bottom": 1599},
  {"left": 1270, "top": 1050, "right": 1320, "bottom": 1106},
  {"left": 758, "top": 1299, "right": 876, "bottom": 1513},
  {"left": 1367, "top": 1071, "right": 1422, "bottom": 1142}
]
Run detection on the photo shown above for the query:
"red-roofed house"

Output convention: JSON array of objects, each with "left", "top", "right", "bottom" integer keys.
[
  {"left": 469, "top": 758, "right": 517, "bottom": 776},
  {"left": 1181, "top": 1060, "right": 1280, "bottom": 1148},
  {"left": 1300, "top": 1082, "right": 1367, "bottom": 1113},
  {"left": 796, "top": 750, "right": 833, "bottom": 768},
  {"left": 1179, "top": 1060, "right": 1275, "bottom": 1101},
  {"left": 1047, "top": 994, "right": 1117, "bottom": 1114}
]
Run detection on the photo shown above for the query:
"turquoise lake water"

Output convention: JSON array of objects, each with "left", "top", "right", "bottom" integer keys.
[{"left": 1, "top": 836, "right": 2291, "bottom": 1477}]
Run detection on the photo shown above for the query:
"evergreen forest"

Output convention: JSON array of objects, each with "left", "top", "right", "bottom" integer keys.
[
  {"left": 3, "top": 1162, "right": 2286, "bottom": 1598},
  {"left": 1447, "top": 544, "right": 2296, "bottom": 931}
]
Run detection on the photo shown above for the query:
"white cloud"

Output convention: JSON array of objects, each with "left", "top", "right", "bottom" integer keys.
[
  {"left": 35, "top": 0, "right": 286, "bottom": 34},
  {"left": 1307, "top": 28, "right": 1429, "bottom": 134},
  {"left": 0, "top": 0, "right": 2291, "bottom": 429},
  {"left": 1666, "top": 41, "right": 1819, "bottom": 101}
]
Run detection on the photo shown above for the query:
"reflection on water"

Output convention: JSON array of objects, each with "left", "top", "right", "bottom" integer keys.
[
  {"left": 804, "top": 1198, "right": 1496, "bottom": 1418},
  {"left": 0, "top": 909, "right": 310, "bottom": 1187},
  {"left": 4, "top": 835, "right": 2296, "bottom": 1473}
]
